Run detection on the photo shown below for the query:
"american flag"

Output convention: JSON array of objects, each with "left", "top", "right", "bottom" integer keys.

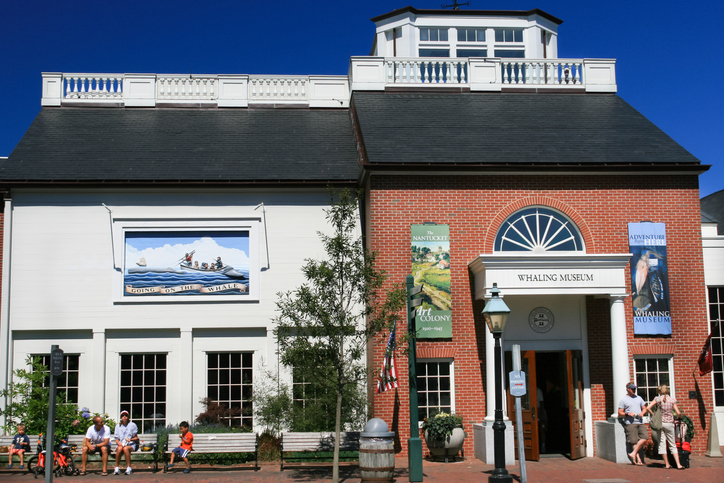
[{"left": 376, "top": 325, "right": 398, "bottom": 393}]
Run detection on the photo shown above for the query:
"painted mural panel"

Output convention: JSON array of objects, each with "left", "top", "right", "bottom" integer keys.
[
  {"left": 628, "top": 223, "right": 671, "bottom": 335},
  {"left": 411, "top": 224, "right": 452, "bottom": 338},
  {"left": 124, "top": 231, "right": 250, "bottom": 296}
]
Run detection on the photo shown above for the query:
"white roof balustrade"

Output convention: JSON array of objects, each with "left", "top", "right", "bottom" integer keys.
[{"left": 40, "top": 57, "right": 616, "bottom": 108}]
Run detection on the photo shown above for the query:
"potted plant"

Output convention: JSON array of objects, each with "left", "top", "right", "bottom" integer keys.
[{"left": 421, "top": 412, "right": 465, "bottom": 462}]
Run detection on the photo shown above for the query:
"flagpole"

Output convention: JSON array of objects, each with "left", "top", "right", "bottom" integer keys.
[{"left": 407, "top": 275, "right": 423, "bottom": 482}]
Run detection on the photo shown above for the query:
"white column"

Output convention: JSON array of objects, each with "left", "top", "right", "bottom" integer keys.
[
  {"left": 485, "top": 327, "right": 495, "bottom": 421},
  {"left": 180, "top": 328, "right": 193, "bottom": 421},
  {"left": 92, "top": 328, "right": 106, "bottom": 413},
  {"left": 609, "top": 295, "right": 629, "bottom": 418}
]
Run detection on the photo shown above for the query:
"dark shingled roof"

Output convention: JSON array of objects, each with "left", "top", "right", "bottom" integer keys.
[
  {"left": 3, "top": 108, "right": 359, "bottom": 184},
  {"left": 371, "top": 6, "right": 563, "bottom": 25},
  {"left": 702, "top": 189, "right": 724, "bottom": 235},
  {"left": 352, "top": 92, "right": 702, "bottom": 169}
]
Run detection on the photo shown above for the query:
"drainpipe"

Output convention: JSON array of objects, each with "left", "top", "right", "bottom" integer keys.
[{"left": 0, "top": 193, "right": 13, "bottom": 428}]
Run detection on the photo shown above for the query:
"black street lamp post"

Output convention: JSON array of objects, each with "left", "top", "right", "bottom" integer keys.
[{"left": 482, "top": 283, "right": 513, "bottom": 483}]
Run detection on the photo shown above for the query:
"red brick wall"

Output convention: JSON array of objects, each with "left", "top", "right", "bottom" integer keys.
[{"left": 367, "top": 174, "right": 711, "bottom": 456}]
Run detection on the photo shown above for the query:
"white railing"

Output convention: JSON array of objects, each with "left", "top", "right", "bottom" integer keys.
[
  {"left": 42, "top": 73, "right": 349, "bottom": 107},
  {"left": 386, "top": 59, "right": 468, "bottom": 84},
  {"left": 501, "top": 60, "right": 583, "bottom": 85},
  {"left": 350, "top": 57, "right": 617, "bottom": 93},
  {"left": 157, "top": 76, "right": 217, "bottom": 100},
  {"left": 64, "top": 75, "right": 124, "bottom": 100},
  {"left": 249, "top": 77, "right": 308, "bottom": 101}
]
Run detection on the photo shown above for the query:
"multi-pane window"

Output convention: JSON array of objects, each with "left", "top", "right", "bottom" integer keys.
[
  {"left": 495, "top": 29, "right": 523, "bottom": 42},
  {"left": 457, "top": 49, "right": 487, "bottom": 58},
  {"left": 32, "top": 354, "right": 80, "bottom": 403},
  {"left": 709, "top": 287, "right": 724, "bottom": 406},
  {"left": 634, "top": 356, "right": 672, "bottom": 403},
  {"left": 420, "top": 28, "right": 448, "bottom": 42},
  {"left": 416, "top": 360, "right": 453, "bottom": 421},
  {"left": 120, "top": 354, "right": 166, "bottom": 433},
  {"left": 418, "top": 49, "right": 450, "bottom": 58},
  {"left": 207, "top": 353, "right": 253, "bottom": 428},
  {"left": 458, "top": 28, "right": 486, "bottom": 42}
]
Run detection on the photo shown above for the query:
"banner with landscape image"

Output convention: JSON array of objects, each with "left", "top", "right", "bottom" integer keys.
[{"left": 411, "top": 224, "right": 452, "bottom": 338}]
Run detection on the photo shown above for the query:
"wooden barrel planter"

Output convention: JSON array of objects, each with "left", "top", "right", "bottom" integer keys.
[{"left": 360, "top": 418, "right": 395, "bottom": 483}]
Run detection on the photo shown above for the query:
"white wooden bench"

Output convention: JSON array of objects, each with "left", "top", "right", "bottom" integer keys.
[
  {"left": 280, "top": 431, "right": 360, "bottom": 470},
  {"left": 67, "top": 433, "right": 160, "bottom": 472},
  {"left": 0, "top": 435, "right": 39, "bottom": 469},
  {"left": 162, "top": 432, "right": 258, "bottom": 472}
]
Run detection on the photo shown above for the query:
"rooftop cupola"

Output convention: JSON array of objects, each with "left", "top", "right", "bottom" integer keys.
[{"left": 369, "top": 6, "right": 562, "bottom": 60}]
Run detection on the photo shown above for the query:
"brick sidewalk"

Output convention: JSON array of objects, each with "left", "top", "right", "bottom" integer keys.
[{"left": 1, "top": 455, "right": 722, "bottom": 482}]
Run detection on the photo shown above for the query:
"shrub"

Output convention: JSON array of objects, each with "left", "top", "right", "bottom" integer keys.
[{"left": 421, "top": 412, "right": 463, "bottom": 441}]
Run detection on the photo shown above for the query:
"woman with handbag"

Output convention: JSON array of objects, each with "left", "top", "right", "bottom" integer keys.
[{"left": 641, "top": 385, "right": 684, "bottom": 469}]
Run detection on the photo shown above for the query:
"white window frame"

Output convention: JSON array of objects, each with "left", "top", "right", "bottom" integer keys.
[
  {"left": 206, "top": 351, "right": 254, "bottom": 429},
  {"left": 416, "top": 358, "right": 455, "bottom": 426},
  {"left": 708, "top": 286, "right": 723, "bottom": 408},
  {"left": 32, "top": 353, "right": 80, "bottom": 404},
  {"left": 111, "top": 218, "right": 260, "bottom": 302},
  {"left": 632, "top": 354, "right": 676, "bottom": 404},
  {"left": 419, "top": 27, "right": 449, "bottom": 43},
  {"left": 119, "top": 352, "right": 168, "bottom": 433}
]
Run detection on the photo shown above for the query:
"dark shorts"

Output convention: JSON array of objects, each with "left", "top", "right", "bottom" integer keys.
[
  {"left": 87, "top": 444, "right": 109, "bottom": 454},
  {"left": 172, "top": 447, "right": 190, "bottom": 458},
  {"left": 625, "top": 423, "right": 648, "bottom": 444}
]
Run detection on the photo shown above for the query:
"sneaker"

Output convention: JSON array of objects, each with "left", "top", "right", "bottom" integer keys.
[
  {"left": 125, "top": 467, "right": 132, "bottom": 475},
  {"left": 183, "top": 468, "right": 190, "bottom": 473},
  {"left": 7, "top": 465, "right": 12, "bottom": 469},
  {"left": 167, "top": 464, "right": 174, "bottom": 469},
  {"left": 19, "top": 465, "right": 24, "bottom": 470},
  {"left": 114, "top": 467, "right": 121, "bottom": 475}
]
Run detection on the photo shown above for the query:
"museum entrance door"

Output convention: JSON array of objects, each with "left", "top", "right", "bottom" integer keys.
[{"left": 506, "top": 350, "right": 586, "bottom": 460}]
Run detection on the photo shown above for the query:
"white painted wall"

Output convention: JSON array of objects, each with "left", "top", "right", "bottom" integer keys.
[
  {"left": 702, "top": 221, "right": 724, "bottom": 444},
  {"left": 2, "top": 188, "right": 344, "bottom": 430}
]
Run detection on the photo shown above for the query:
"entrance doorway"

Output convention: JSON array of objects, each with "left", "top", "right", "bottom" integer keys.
[{"left": 505, "top": 350, "right": 586, "bottom": 460}]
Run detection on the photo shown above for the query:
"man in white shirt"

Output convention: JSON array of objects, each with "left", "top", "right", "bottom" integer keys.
[
  {"left": 81, "top": 416, "right": 111, "bottom": 476},
  {"left": 113, "top": 410, "right": 139, "bottom": 475}
]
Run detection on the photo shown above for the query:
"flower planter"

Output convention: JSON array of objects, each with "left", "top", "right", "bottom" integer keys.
[{"left": 424, "top": 426, "right": 465, "bottom": 463}]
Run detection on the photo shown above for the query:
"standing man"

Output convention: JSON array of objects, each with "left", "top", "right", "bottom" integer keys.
[
  {"left": 81, "top": 416, "right": 111, "bottom": 476},
  {"left": 618, "top": 382, "right": 648, "bottom": 465},
  {"left": 113, "top": 410, "right": 139, "bottom": 475}
]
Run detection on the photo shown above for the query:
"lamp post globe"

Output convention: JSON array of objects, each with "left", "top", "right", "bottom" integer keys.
[{"left": 482, "top": 283, "right": 513, "bottom": 483}]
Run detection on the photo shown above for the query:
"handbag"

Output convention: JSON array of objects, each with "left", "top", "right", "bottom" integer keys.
[{"left": 649, "top": 400, "right": 663, "bottom": 431}]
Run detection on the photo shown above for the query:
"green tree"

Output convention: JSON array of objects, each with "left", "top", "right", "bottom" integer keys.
[
  {"left": 274, "top": 189, "right": 405, "bottom": 483},
  {"left": 0, "top": 357, "right": 80, "bottom": 439}
]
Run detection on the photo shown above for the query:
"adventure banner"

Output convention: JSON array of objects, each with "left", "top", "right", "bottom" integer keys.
[
  {"left": 628, "top": 223, "right": 671, "bottom": 335},
  {"left": 411, "top": 224, "right": 452, "bottom": 338}
]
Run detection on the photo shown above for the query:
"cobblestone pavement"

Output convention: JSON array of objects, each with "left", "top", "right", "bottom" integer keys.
[{"left": 1, "top": 455, "right": 723, "bottom": 483}]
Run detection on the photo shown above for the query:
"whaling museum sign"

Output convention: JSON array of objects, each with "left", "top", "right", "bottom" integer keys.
[{"left": 469, "top": 254, "right": 632, "bottom": 298}]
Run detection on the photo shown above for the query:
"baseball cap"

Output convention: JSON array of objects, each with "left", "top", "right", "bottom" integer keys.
[
  {"left": 626, "top": 383, "right": 636, "bottom": 390},
  {"left": 120, "top": 410, "right": 129, "bottom": 417}
]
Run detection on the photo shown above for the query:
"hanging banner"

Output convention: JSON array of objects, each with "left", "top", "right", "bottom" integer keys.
[
  {"left": 628, "top": 223, "right": 671, "bottom": 335},
  {"left": 411, "top": 225, "right": 452, "bottom": 338}
]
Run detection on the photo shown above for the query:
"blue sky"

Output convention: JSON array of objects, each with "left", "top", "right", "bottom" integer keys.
[{"left": 2, "top": 0, "right": 721, "bottom": 197}]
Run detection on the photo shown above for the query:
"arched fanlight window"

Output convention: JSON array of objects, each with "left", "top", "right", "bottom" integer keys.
[{"left": 494, "top": 206, "right": 584, "bottom": 253}]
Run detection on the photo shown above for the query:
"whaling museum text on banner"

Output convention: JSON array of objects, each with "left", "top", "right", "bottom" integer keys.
[
  {"left": 628, "top": 223, "right": 671, "bottom": 335},
  {"left": 411, "top": 224, "right": 452, "bottom": 338}
]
